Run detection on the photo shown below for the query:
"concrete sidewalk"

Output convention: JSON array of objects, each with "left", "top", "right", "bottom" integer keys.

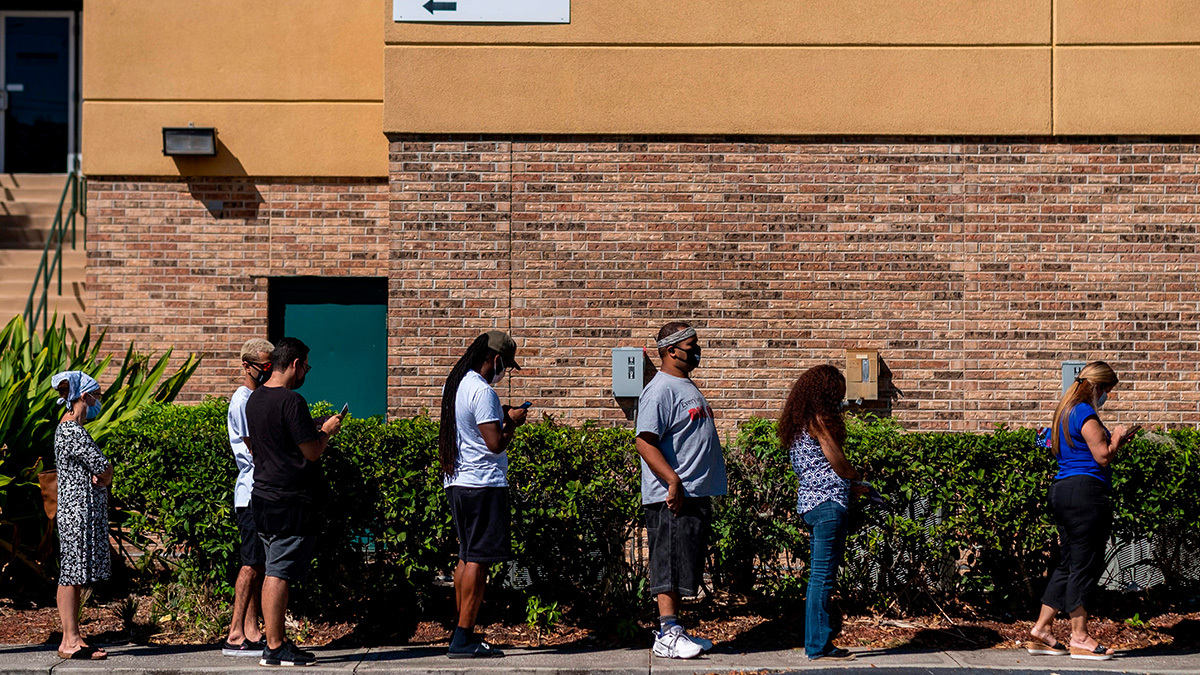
[{"left": 1, "top": 643, "right": 1199, "bottom": 675}]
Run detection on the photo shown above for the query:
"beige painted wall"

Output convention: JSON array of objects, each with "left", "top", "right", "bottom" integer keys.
[
  {"left": 83, "top": 0, "right": 385, "bottom": 176},
  {"left": 384, "top": 0, "right": 1050, "bottom": 45},
  {"left": 383, "top": 0, "right": 1200, "bottom": 136},
  {"left": 81, "top": 0, "right": 1200, "bottom": 176},
  {"left": 384, "top": 47, "right": 1050, "bottom": 135}
]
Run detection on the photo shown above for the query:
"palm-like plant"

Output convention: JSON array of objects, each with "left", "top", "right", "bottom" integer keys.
[{"left": 0, "top": 314, "right": 200, "bottom": 584}]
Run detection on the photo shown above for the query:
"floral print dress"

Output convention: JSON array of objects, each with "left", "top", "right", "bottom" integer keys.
[{"left": 54, "top": 421, "right": 111, "bottom": 586}]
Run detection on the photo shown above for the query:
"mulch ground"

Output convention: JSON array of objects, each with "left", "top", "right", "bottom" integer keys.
[{"left": 4, "top": 591, "right": 1198, "bottom": 654}]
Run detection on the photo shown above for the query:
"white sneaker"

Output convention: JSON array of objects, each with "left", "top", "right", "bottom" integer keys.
[
  {"left": 653, "top": 625, "right": 703, "bottom": 659},
  {"left": 682, "top": 628, "right": 712, "bottom": 652}
]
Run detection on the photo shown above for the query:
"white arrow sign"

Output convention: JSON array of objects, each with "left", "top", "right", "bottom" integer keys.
[{"left": 394, "top": 0, "right": 569, "bottom": 23}]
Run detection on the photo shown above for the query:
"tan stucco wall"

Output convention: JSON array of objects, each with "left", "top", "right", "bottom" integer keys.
[
  {"left": 383, "top": 0, "right": 1200, "bottom": 136},
  {"left": 384, "top": 47, "right": 1050, "bottom": 135},
  {"left": 82, "top": 103, "right": 385, "bottom": 177},
  {"left": 82, "top": 0, "right": 385, "bottom": 177},
  {"left": 81, "top": 0, "right": 1200, "bottom": 176},
  {"left": 1057, "top": 0, "right": 1200, "bottom": 44},
  {"left": 384, "top": 0, "right": 1050, "bottom": 45}
]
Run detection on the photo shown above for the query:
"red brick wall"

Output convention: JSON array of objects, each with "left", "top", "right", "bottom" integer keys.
[
  {"left": 90, "top": 138, "right": 1200, "bottom": 432},
  {"left": 87, "top": 177, "right": 389, "bottom": 397}
]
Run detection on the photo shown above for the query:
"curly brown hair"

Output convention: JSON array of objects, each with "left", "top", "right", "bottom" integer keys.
[{"left": 778, "top": 364, "right": 847, "bottom": 449}]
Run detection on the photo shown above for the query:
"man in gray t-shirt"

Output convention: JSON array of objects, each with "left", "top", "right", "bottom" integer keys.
[{"left": 634, "top": 321, "right": 727, "bottom": 659}]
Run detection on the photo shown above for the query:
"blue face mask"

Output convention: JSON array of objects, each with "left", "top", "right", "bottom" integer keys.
[{"left": 84, "top": 393, "right": 102, "bottom": 420}]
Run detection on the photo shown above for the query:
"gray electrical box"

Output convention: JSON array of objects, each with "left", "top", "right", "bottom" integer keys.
[
  {"left": 612, "top": 347, "right": 644, "bottom": 397},
  {"left": 1062, "top": 360, "right": 1086, "bottom": 395}
]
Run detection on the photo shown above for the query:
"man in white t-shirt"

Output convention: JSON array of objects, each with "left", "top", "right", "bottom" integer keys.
[
  {"left": 438, "top": 331, "right": 528, "bottom": 659},
  {"left": 221, "top": 338, "right": 274, "bottom": 657}
]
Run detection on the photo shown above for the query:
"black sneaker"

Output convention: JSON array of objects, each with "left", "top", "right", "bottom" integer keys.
[
  {"left": 259, "top": 640, "right": 316, "bottom": 667},
  {"left": 447, "top": 637, "right": 504, "bottom": 659},
  {"left": 809, "top": 647, "right": 856, "bottom": 661},
  {"left": 222, "top": 636, "right": 267, "bottom": 657}
]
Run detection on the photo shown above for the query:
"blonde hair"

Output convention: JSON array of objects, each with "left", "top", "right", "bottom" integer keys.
[
  {"left": 240, "top": 338, "right": 274, "bottom": 362},
  {"left": 1051, "top": 361, "right": 1119, "bottom": 455}
]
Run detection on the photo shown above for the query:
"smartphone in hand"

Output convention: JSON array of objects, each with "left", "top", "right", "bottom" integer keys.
[
  {"left": 518, "top": 401, "right": 533, "bottom": 409},
  {"left": 1120, "top": 424, "right": 1142, "bottom": 444},
  {"left": 339, "top": 402, "right": 349, "bottom": 417}
]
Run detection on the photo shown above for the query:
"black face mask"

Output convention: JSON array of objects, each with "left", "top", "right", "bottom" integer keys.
[
  {"left": 249, "top": 362, "right": 272, "bottom": 385},
  {"left": 673, "top": 345, "right": 701, "bottom": 367}
]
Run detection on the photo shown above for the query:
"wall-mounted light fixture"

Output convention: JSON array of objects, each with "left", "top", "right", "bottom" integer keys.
[{"left": 162, "top": 125, "right": 217, "bottom": 156}]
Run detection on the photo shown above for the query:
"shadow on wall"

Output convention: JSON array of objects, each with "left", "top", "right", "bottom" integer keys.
[
  {"left": 172, "top": 137, "right": 262, "bottom": 219},
  {"left": 170, "top": 136, "right": 249, "bottom": 178},
  {"left": 850, "top": 356, "right": 902, "bottom": 420}
]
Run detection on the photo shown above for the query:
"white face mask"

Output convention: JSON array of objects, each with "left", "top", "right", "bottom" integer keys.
[{"left": 489, "top": 355, "right": 505, "bottom": 386}]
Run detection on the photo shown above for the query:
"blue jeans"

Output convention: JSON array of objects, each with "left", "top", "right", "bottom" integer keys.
[{"left": 802, "top": 500, "right": 848, "bottom": 658}]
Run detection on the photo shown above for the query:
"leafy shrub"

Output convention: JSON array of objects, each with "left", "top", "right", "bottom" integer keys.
[
  {"left": 104, "top": 400, "right": 1200, "bottom": 632},
  {"left": 715, "top": 416, "right": 1200, "bottom": 613},
  {"left": 105, "top": 404, "right": 644, "bottom": 633}
]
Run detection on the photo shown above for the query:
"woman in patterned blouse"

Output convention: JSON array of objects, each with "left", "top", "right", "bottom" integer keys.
[
  {"left": 779, "top": 364, "right": 867, "bottom": 662},
  {"left": 51, "top": 371, "right": 112, "bottom": 661}
]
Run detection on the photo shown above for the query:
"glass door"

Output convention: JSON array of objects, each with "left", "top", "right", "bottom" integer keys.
[{"left": 1, "top": 13, "right": 74, "bottom": 173}]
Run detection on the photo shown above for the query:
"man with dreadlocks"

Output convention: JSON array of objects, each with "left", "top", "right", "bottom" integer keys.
[
  {"left": 438, "top": 330, "right": 527, "bottom": 659},
  {"left": 635, "top": 321, "right": 727, "bottom": 659}
]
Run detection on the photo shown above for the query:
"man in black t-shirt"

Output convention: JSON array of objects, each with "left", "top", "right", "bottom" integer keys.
[{"left": 245, "top": 337, "right": 342, "bottom": 667}]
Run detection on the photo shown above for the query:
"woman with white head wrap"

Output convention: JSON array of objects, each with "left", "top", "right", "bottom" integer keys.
[{"left": 50, "top": 371, "right": 112, "bottom": 660}]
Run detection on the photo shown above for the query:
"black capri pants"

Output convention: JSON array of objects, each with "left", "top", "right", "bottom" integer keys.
[{"left": 1041, "top": 474, "right": 1112, "bottom": 613}]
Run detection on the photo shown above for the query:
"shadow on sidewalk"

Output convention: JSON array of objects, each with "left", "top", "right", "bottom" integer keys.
[{"left": 360, "top": 645, "right": 647, "bottom": 662}]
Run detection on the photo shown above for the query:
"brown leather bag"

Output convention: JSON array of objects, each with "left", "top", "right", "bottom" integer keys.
[{"left": 37, "top": 469, "right": 57, "bottom": 520}]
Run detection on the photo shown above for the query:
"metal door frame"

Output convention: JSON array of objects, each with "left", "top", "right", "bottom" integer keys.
[{"left": 0, "top": 10, "right": 78, "bottom": 173}]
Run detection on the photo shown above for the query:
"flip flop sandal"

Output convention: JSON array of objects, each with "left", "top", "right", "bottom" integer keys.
[
  {"left": 1025, "top": 639, "right": 1068, "bottom": 656},
  {"left": 1069, "top": 643, "right": 1114, "bottom": 661},
  {"left": 57, "top": 646, "right": 107, "bottom": 660}
]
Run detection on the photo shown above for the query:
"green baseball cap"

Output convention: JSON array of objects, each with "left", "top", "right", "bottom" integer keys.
[{"left": 484, "top": 330, "right": 522, "bottom": 370}]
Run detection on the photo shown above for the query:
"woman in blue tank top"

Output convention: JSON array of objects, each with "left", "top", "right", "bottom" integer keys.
[{"left": 1026, "top": 361, "right": 1137, "bottom": 662}]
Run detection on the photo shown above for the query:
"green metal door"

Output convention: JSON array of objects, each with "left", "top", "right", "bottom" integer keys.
[{"left": 269, "top": 277, "right": 388, "bottom": 418}]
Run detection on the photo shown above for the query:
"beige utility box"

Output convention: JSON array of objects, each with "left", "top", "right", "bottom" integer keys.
[{"left": 845, "top": 349, "right": 879, "bottom": 401}]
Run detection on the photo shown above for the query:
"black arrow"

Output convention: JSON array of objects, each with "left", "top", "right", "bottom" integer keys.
[{"left": 423, "top": 1, "right": 456, "bottom": 13}]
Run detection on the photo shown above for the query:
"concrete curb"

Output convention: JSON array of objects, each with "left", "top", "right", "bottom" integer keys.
[{"left": 1, "top": 644, "right": 1198, "bottom": 674}]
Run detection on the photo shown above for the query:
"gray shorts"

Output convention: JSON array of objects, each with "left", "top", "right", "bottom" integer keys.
[
  {"left": 251, "top": 496, "right": 319, "bottom": 582},
  {"left": 258, "top": 532, "right": 317, "bottom": 582},
  {"left": 645, "top": 497, "right": 712, "bottom": 597}
]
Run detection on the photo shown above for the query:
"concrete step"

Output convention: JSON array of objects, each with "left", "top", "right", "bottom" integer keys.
[
  {"left": 0, "top": 264, "right": 87, "bottom": 284},
  {"left": 0, "top": 198, "right": 65, "bottom": 216},
  {"left": 0, "top": 173, "right": 69, "bottom": 190},
  {"left": 0, "top": 288, "right": 85, "bottom": 317},
  {"left": 0, "top": 278, "right": 87, "bottom": 296},
  {"left": 0, "top": 186, "right": 67, "bottom": 203},
  {"left": 0, "top": 227, "right": 55, "bottom": 248},
  {"left": 0, "top": 248, "right": 86, "bottom": 267},
  {"left": 0, "top": 215, "right": 77, "bottom": 248}
]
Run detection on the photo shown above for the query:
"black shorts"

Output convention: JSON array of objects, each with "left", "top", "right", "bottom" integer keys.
[
  {"left": 645, "top": 497, "right": 712, "bottom": 597},
  {"left": 447, "top": 486, "right": 511, "bottom": 564},
  {"left": 235, "top": 505, "right": 265, "bottom": 569}
]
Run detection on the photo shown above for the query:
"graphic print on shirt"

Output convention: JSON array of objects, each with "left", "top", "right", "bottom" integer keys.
[{"left": 635, "top": 372, "right": 727, "bottom": 504}]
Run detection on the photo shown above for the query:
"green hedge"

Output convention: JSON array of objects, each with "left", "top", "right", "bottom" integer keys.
[
  {"left": 105, "top": 399, "right": 1200, "bottom": 629},
  {"left": 107, "top": 400, "right": 642, "bottom": 627}
]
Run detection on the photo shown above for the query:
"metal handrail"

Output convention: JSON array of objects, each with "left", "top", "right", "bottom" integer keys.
[{"left": 23, "top": 169, "right": 87, "bottom": 332}]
